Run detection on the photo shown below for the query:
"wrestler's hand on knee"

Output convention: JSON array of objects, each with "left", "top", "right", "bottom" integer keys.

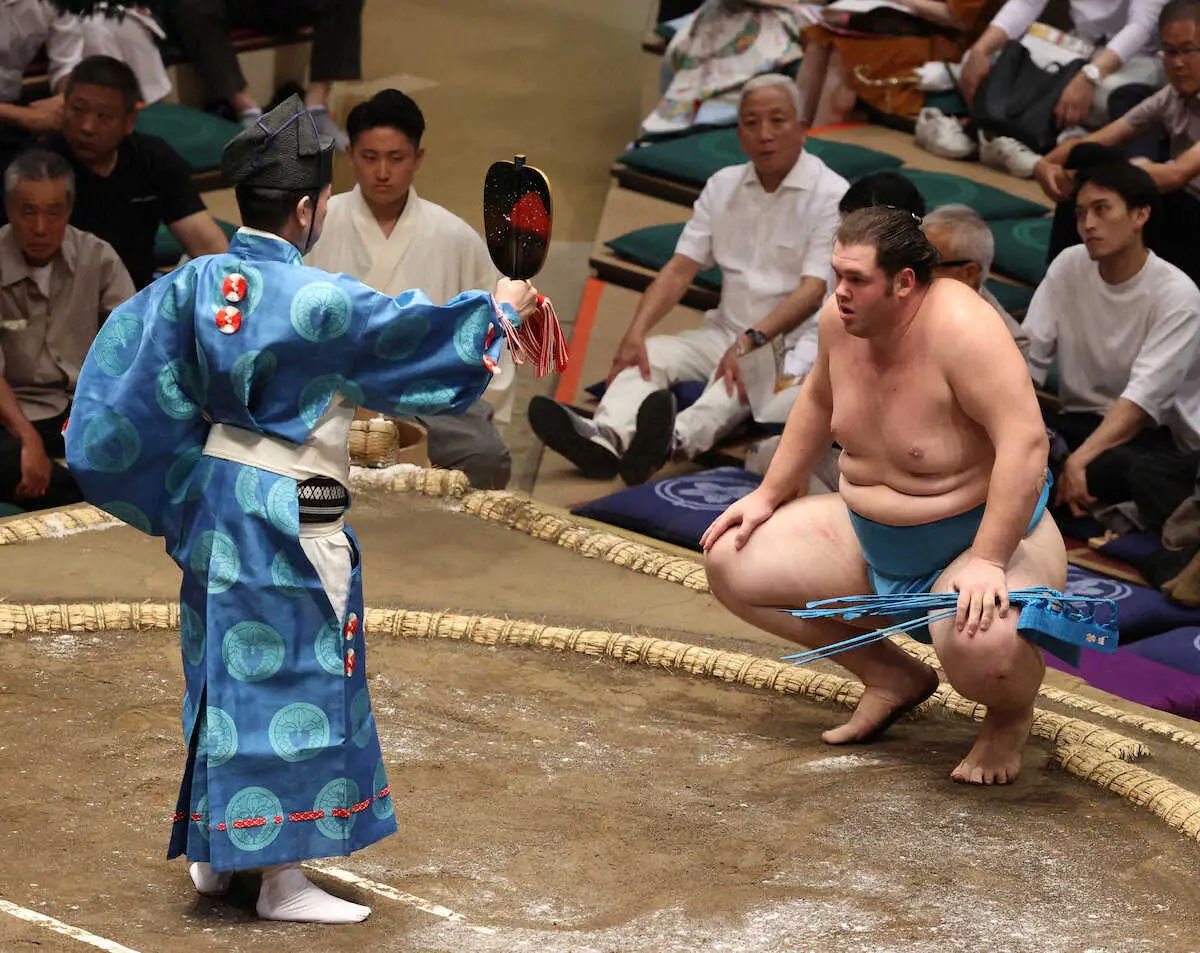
[
  {"left": 606, "top": 332, "right": 651, "bottom": 385},
  {"left": 951, "top": 556, "right": 1009, "bottom": 636},
  {"left": 701, "top": 487, "right": 778, "bottom": 552}
]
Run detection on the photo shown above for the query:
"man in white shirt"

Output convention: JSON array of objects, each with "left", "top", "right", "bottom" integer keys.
[
  {"left": 0, "top": 0, "right": 84, "bottom": 173},
  {"left": 921, "top": 204, "right": 1030, "bottom": 356},
  {"left": 305, "top": 89, "right": 512, "bottom": 489},
  {"left": 530, "top": 74, "right": 847, "bottom": 486},
  {"left": 0, "top": 147, "right": 134, "bottom": 512},
  {"left": 1024, "top": 159, "right": 1200, "bottom": 530}
]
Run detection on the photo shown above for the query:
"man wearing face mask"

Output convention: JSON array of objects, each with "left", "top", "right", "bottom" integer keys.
[
  {"left": 65, "top": 94, "right": 537, "bottom": 925},
  {"left": 306, "top": 89, "right": 512, "bottom": 489}
]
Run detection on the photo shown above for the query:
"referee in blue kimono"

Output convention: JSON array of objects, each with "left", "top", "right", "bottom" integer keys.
[{"left": 65, "top": 95, "right": 536, "bottom": 923}]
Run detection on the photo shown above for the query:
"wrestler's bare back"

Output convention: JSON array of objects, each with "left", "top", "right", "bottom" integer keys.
[{"left": 823, "top": 278, "right": 1027, "bottom": 526}]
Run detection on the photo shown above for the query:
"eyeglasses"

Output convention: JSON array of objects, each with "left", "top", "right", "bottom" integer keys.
[
  {"left": 936, "top": 258, "right": 976, "bottom": 268},
  {"left": 1158, "top": 46, "right": 1200, "bottom": 60}
]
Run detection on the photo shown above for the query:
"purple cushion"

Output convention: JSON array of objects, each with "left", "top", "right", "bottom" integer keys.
[
  {"left": 1046, "top": 646, "right": 1200, "bottom": 722},
  {"left": 1094, "top": 530, "right": 1162, "bottom": 563},
  {"left": 1124, "top": 626, "right": 1200, "bottom": 677},
  {"left": 585, "top": 379, "right": 706, "bottom": 410}
]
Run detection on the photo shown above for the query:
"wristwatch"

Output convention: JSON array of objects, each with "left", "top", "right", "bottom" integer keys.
[
  {"left": 743, "top": 328, "right": 769, "bottom": 350},
  {"left": 1081, "top": 63, "right": 1103, "bottom": 85}
]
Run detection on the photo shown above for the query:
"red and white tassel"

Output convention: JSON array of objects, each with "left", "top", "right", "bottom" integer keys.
[{"left": 498, "top": 295, "right": 569, "bottom": 378}]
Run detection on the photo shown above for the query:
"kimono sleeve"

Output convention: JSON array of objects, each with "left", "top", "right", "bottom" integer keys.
[
  {"left": 65, "top": 263, "right": 210, "bottom": 542},
  {"left": 343, "top": 277, "right": 513, "bottom": 417}
]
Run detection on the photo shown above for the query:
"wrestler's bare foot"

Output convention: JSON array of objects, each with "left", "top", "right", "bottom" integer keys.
[
  {"left": 821, "top": 664, "right": 940, "bottom": 745},
  {"left": 951, "top": 705, "right": 1035, "bottom": 785}
]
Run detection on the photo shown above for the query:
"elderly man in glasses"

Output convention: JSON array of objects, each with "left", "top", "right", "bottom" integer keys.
[
  {"left": 921, "top": 205, "right": 1030, "bottom": 356},
  {"left": 1033, "top": 0, "right": 1200, "bottom": 284}
]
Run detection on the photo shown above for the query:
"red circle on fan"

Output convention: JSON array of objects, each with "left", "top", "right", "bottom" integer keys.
[
  {"left": 215, "top": 306, "right": 242, "bottom": 334},
  {"left": 222, "top": 273, "right": 248, "bottom": 303}
]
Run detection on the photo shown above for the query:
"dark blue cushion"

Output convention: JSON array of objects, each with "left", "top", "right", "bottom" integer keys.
[
  {"left": 1125, "top": 626, "right": 1200, "bottom": 676},
  {"left": 572, "top": 466, "right": 761, "bottom": 551},
  {"left": 1065, "top": 565, "right": 1200, "bottom": 643},
  {"left": 585, "top": 378, "right": 707, "bottom": 410},
  {"left": 1094, "top": 530, "right": 1163, "bottom": 564}
]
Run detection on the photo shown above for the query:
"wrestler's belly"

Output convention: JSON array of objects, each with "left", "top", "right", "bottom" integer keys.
[{"left": 837, "top": 454, "right": 992, "bottom": 526}]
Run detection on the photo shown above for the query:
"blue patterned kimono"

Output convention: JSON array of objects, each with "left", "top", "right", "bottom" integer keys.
[{"left": 65, "top": 230, "right": 510, "bottom": 872}]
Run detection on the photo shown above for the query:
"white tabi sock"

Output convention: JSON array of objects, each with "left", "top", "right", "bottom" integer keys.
[
  {"left": 188, "top": 861, "right": 232, "bottom": 897},
  {"left": 256, "top": 863, "right": 371, "bottom": 923}
]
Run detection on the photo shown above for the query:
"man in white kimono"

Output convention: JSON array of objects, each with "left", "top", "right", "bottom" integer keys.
[{"left": 305, "top": 89, "right": 512, "bottom": 488}]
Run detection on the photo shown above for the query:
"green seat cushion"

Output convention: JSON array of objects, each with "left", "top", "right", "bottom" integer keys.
[
  {"left": 984, "top": 279, "right": 1034, "bottom": 314},
  {"left": 154, "top": 217, "right": 238, "bottom": 267},
  {"left": 620, "top": 128, "right": 903, "bottom": 188},
  {"left": 134, "top": 102, "right": 241, "bottom": 173},
  {"left": 989, "top": 217, "right": 1053, "bottom": 285},
  {"left": 605, "top": 223, "right": 722, "bottom": 290},
  {"left": 924, "top": 90, "right": 969, "bottom": 117},
  {"left": 903, "top": 170, "right": 1047, "bottom": 220}
]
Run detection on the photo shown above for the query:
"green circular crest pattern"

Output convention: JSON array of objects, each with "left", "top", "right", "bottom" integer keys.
[
  {"left": 235, "top": 466, "right": 266, "bottom": 518},
  {"left": 81, "top": 410, "right": 141, "bottom": 474},
  {"left": 217, "top": 263, "right": 264, "bottom": 315},
  {"left": 222, "top": 621, "right": 285, "bottom": 683},
  {"left": 205, "top": 706, "right": 238, "bottom": 767},
  {"left": 155, "top": 360, "right": 206, "bottom": 421},
  {"left": 314, "top": 618, "right": 344, "bottom": 676},
  {"left": 165, "top": 447, "right": 204, "bottom": 504},
  {"left": 180, "top": 602, "right": 204, "bottom": 666},
  {"left": 158, "top": 270, "right": 195, "bottom": 323},
  {"left": 270, "top": 551, "right": 307, "bottom": 597},
  {"left": 225, "top": 786, "right": 283, "bottom": 852},
  {"left": 453, "top": 308, "right": 491, "bottom": 364},
  {"left": 93, "top": 313, "right": 144, "bottom": 377},
  {"left": 395, "top": 379, "right": 457, "bottom": 416},
  {"left": 192, "top": 793, "right": 210, "bottom": 841},
  {"left": 230, "top": 349, "right": 278, "bottom": 406},
  {"left": 266, "top": 478, "right": 300, "bottom": 535},
  {"left": 269, "top": 702, "right": 331, "bottom": 763},
  {"left": 351, "top": 689, "right": 373, "bottom": 748},
  {"left": 314, "top": 777, "right": 360, "bottom": 840},
  {"left": 190, "top": 531, "right": 241, "bottom": 593},
  {"left": 375, "top": 313, "right": 430, "bottom": 361},
  {"left": 101, "top": 500, "right": 151, "bottom": 534},
  {"left": 290, "top": 281, "right": 353, "bottom": 342},
  {"left": 372, "top": 761, "right": 393, "bottom": 819}
]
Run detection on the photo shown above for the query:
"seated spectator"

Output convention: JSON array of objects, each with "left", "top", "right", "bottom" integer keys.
[
  {"left": 956, "top": 0, "right": 1164, "bottom": 176},
  {"left": 0, "top": 148, "right": 134, "bottom": 512},
  {"left": 921, "top": 204, "right": 1030, "bottom": 354},
  {"left": 305, "top": 89, "right": 512, "bottom": 490},
  {"left": 0, "top": 0, "right": 83, "bottom": 174},
  {"left": 795, "top": 0, "right": 995, "bottom": 128},
  {"left": 79, "top": 5, "right": 172, "bottom": 105},
  {"left": 1023, "top": 160, "right": 1200, "bottom": 532},
  {"left": 530, "top": 75, "right": 847, "bottom": 486},
  {"left": 1033, "top": 0, "right": 1200, "bottom": 285},
  {"left": 162, "top": 0, "right": 363, "bottom": 147},
  {"left": 41, "top": 55, "right": 228, "bottom": 287}
]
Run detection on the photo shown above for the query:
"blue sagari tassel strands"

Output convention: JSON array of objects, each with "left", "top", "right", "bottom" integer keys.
[{"left": 779, "top": 588, "right": 1119, "bottom": 666}]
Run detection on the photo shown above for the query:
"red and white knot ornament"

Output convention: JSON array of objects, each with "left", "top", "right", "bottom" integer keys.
[
  {"left": 215, "top": 306, "right": 242, "bottom": 335},
  {"left": 497, "top": 294, "right": 568, "bottom": 378},
  {"left": 344, "top": 613, "right": 358, "bottom": 641},
  {"left": 344, "top": 647, "right": 356, "bottom": 678},
  {"left": 222, "top": 273, "right": 248, "bottom": 303}
]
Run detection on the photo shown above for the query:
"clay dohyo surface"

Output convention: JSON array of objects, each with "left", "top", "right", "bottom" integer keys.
[{"left": 4, "top": 491, "right": 1200, "bottom": 951}]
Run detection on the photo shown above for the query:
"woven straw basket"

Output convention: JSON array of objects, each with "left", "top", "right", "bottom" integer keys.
[{"left": 349, "top": 414, "right": 429, "bottom": 468}]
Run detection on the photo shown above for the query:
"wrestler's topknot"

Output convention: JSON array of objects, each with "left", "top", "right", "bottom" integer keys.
[{"left": 836, "top": 206, "right": 941, "bottom": 284}]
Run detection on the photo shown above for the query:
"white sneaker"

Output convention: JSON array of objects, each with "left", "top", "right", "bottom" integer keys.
[
  {"left": 978, "top": 131, "right": 1041, "bottom": 179},
  {"left": 914, "top": 107, "right": 976, "bottom": 160}
]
